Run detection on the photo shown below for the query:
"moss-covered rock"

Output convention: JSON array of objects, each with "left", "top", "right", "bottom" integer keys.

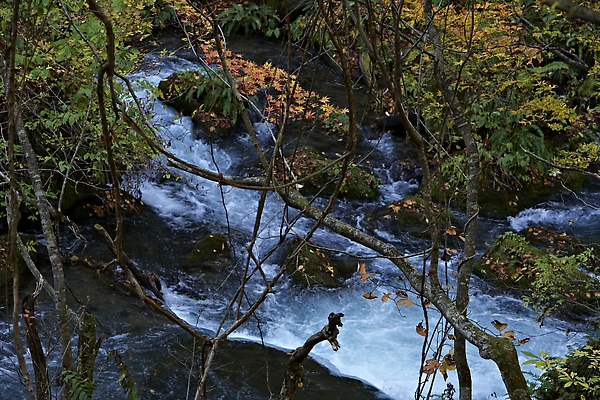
[
  {"left": 184, "top": 233, "right": 231, "bottom": 269},
  {"left": 475, "top": 230, "right": 600, "bottom": 318},
  {"left": 283, "top": 238, "right": 355, "bottom": 288},
  {"left": 158, "top": 70, "right": 237, "bottom": 132},
  {"left": 477, "top": 171, "right": 586, "bottom": 215},
  {"left": 369, "top": 195, "right": 456, "bottom": 238},
  {"left": 275, "top": 148, "right": 378, "bottom": 200}
]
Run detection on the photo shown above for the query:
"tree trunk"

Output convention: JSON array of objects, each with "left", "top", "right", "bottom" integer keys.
[{"left": 22, "top": 282, "right": 50, "bottom": 400}]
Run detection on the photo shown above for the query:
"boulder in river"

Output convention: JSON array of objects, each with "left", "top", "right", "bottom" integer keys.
[
  {"left": 475, "top": 229, "right": 600, "bottom": 319},
  {"left": 184, "top": 233, "right": 231, "bottom": 270},
  {"left": 275, "top": 148, "right": 379, "bottom": 199},
  {"left": 283, "top": 238, "right": 356, "bottom": 288}
]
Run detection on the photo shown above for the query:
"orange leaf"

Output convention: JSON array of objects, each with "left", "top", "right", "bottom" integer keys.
[
  {"left": 422, "top": 359, "right": 439, "bottom": 375},
  {"left": 503, "top": 330, "right": 516, "bottom": 341},
  {"left": 357, "top": 262, "right": 367, "bottom": 275},
  {"left": 363, "top": 292, "right": 378, "bottom": 300},
  {"left": 416, "top": 322, "right": 427, "bottom": 337},
  {"left": 396, "top": 298, "right": 413, "bottom": 307},
  {"left": 381, "top": 293, "right": 391, "bottom": 303},
  {"left": 518, "top": 338, "right": 530, "bottom": 345},
  {"left": 492, "top": 320, "right": 508, "bottom": 331}
]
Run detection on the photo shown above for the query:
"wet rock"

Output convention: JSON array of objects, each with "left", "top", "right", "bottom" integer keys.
[
  {"left": 158, "top": 70, "right": 238, "bottom": 134},
  {"left": 184, "top": 233, "right": 231, "bottom": 270},
  {"left": 372, "top": 195, "right": 456, "bottom": 238},
  {"left": 283, "top": 238, "right": 355, "bottom": 288},
  {"left": 475, "top": 230, "right": 600, "bottom": 319},
  {"left": 275, "top": 148, "right": 379, "bottom": 199}
]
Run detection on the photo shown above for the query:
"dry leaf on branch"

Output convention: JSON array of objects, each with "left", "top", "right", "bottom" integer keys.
[
  {"left": 491, "top": 319, "right": 508, "bottom": 331},
  {"left": 416, "top": 322, "right": 427, "bottom": 336},
  {"left": 422, "top": 359, "right": 439, "bottom": 375}
]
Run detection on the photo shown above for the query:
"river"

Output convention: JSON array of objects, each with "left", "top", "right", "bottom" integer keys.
[{"left": 1, "top": 35, "right": 597, "bottom": 400}]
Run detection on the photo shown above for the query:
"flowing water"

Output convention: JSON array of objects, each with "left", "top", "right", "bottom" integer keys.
[{"left": 1, "top": 37, "right": 597, "bottom": 400}]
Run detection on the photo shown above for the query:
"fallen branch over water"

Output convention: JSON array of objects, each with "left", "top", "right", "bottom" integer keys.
[{"left": 279, "top": 312, "right": 344, "bottom": 400}]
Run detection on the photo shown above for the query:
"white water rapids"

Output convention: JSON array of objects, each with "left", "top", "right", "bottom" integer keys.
[{"left": 127, "top": 53, "right": 588, "bottom": 400}]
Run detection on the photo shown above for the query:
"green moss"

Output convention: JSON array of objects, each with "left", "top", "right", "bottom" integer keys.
[
  {"left": 276, "top": 148, "right": 378, "bottom": 200},
  {"left": 283, "top": 238, "right": 355, "bottom": 288},
  {"left": 475, "top": 231, "right": 600, "bottom": 317},
  {"left": 158, "top": 70, "right": 237, "bottom": 131},
  {"left": 375, "top": 195, "right": 456, "bottom": 233},
  {"left": 184, "top": 233, "right": 231, "bottom": 269}
]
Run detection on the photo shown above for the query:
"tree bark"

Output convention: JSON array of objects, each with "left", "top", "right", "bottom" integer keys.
[
  {"left": 279, "top": 313, "right": 344, "bottom": 400},
  {"left": 76, "top": 313, "right": 102, "bottom": 388},
  {"left": 22, "top": 281, "right": 50, "bottom": 400},
  {"left": 541, "top": 0, "right": 600, "bottom": 26}
]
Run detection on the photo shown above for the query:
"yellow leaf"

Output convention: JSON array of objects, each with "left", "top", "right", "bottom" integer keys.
[
  {"left": 492, "top": 319, "right": 508, "bottom": 331},
  {"left": 503, "top": 330, "right": 516, "bottom": 341},
  {"left": 363, "top": 292, "right": 378, "bottom": 300},
  {"left": 446, "top": 226, "right": 457, "bottom": 235},
  {"left": 388, "top": 203, "right": 402, "bottom": 213},
  {"left": 381, "top": 293, "right": 391, "bottom": 303},
  {"left": 442, "top": 352, "right": 456, "bottom": 371}
]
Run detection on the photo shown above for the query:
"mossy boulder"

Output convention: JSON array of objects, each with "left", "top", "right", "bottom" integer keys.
[
  {"left": 283, "top": 238, "right": 356, "bottom": 288},
  {"left": 184, "top": 233, "right": 231, "bottom": 269},
  {"left": 158, "top": 70, "right": 237, "bottom": 132},
  {"left": 475, "top": 230, "right": 600, "bottom": 318},
  {"left": 370, "top": 195, "right": 456, "bottom": 238},
  {"left": 477, "top": 171, "right": 586, "bottom": 215},
  {"left": 275, "top": 148, "right": 379, "bottom": 200}
]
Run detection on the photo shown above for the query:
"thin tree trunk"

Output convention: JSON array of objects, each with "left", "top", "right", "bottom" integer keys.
[
  {"left": 3, "top": 1, "right": 42, "bottom": 398},
  {"left": 11, "top": 70, "right": 73, "bottom": 400},
  {"left": 22, "top": 281, "right": 50, "bottom": 400}
]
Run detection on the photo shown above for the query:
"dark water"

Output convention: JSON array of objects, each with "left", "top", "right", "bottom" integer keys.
[{"left": 1, "top": 33, "right": 598, "bottom": 400}]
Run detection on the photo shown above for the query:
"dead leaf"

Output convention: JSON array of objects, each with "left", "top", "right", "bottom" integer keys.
[
  {"left": 442, "top": 352, "right": 456, "bottom": 371},
  {"left": 381, "top": 293, "right": 391, "bottom": 303},
  {"left": 416, "top": 322, "right": 427, "bottom": 337},
  {"left": 363, "top": 292, "right": 378, "bottom": 300},
  {"left": 440, "top": 367, "right": 448, "bottom": 381},
  {"left": 448, "top": 333, "right": 456, "bottom": 340},
  {"left": 422, "top": 359, "right": 439, "bottom": 375},
  {"left": 360, "top": 274, "right": 374, "bottom": 282},
  {"left": 503, "top": 330, "right": 516, "bottom": 341},
  {"left": 518, "top": 338, "right": 530, "bottom": 345},
  {"left": 389, "top": 203, "right": 402, "bottom": 213},
  {"left": 396, "top": 298, "right": 413, "bottom": 307},
  {"left": 396, "top": 289, "right": 408, "bottom": 298},
  {"left": 357, "top": 262, "right": 367, "bottom": 275},
  {"left": 446, "top": 226, "right": 457, "bottom": 236},
  {"left": 491, "top": 319, "right": 508, "bottom": 331}
]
